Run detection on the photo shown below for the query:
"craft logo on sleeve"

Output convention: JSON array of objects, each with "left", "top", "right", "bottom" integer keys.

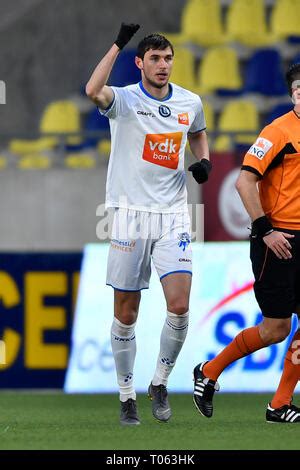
[
  {"left": 142, "top": 132, "right": 183, "bottom": 169},
  {"left": 248, "top": 137, "right": 273, "bottom": 160},
  {"left": 178, "top": 112, "right": 189, "bottom": 125}
]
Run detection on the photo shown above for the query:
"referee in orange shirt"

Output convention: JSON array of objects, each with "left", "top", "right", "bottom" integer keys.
[{"left": 192, "top": 63, "right": 300, "bottom": 423}]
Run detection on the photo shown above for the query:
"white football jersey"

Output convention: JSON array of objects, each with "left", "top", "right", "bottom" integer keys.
[{"left": 99, "top": 81, "right": 206, "bottom": 213}]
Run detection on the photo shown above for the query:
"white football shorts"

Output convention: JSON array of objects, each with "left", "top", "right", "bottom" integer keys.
[{"left": 106, "top": 208, "right": 192, "bottom": 291}]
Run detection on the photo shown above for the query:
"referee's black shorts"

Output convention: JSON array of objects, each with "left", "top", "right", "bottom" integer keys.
[{"left": 250, "top": 228, "right": 300, "bottom": 318}]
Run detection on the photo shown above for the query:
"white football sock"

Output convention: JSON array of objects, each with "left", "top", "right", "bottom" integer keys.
[
  {"left": 152, "top": 310, "right": 189, "bottom": 386},
  {"left": 111, "top": 317, "right": 136, "bottom": 402}
]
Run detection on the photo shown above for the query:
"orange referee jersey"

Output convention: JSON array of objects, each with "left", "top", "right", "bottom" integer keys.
[{"left": 242, "top": 110, "right": 300, "bottom": 230}]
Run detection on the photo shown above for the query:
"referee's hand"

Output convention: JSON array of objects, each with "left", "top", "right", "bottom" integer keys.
[{"left": 263, "top": 231, "right": 294, "bottom": 259}]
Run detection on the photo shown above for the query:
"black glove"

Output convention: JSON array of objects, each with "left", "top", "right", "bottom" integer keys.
[
  {"left": 188, "top": 158, "right": 212, "bottom": 184},
  {"left": 115, "top": 23, "right": 140, "bottom": 50},
  {"left": 251, "top": 215, "right": 273, "bottom": 238}
]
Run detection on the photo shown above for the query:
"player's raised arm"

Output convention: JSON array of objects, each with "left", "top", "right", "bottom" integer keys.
[{"left": 85, "top": 23, "right": 140, "bottom": 108}]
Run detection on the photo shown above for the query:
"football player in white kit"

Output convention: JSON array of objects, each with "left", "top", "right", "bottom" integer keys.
[{"left": 86, "top": 23, "right": 211, "bottom": 425}]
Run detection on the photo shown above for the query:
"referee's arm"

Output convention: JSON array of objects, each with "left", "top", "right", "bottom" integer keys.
[
  {"left": 236, "top": 169, "right": 293, "bottom": 259},
  {"left": 235, "top": 169, "right": 264, "bottom": 221}
]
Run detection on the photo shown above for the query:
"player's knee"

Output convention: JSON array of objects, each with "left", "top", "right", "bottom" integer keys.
[
  {"left": 116, "top": 310, "right": 138, "bottom": 325},
  {"left": 262, "top": 322, "right": 291, "bottom": 344},
  {"left": 167, "top": 300, "right": 189, "bottom": 315},
  {"left": 116, "top": 302, "right": 138, "bottom": 324},
  {"left": 274, "top": 324, "right": 291, "bottom": 343}
]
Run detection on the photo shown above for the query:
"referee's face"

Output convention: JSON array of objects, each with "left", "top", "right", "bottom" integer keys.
[
  {"left": 137, "top": 47, "right": 173, "bottom": 89},
  {"left": 292, "top": 80, "right": 300, "bottom": 105}
]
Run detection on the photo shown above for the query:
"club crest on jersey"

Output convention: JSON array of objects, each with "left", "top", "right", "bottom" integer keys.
[
  {"left": 178, "top": 232, "right": 191, "bottom": 251},
  {"left": 178, "top": 112, "right": 189, "bottom": 125},
  {"left": 159, "top": 105, "right": 171, "bottom": 118},
  {"left": 248, "top": 137, "right": 273, "bottom": 160}
]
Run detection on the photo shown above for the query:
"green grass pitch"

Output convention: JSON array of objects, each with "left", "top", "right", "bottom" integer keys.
[{"left": 0, "top": 392, "right": 298, "bottom": 450}]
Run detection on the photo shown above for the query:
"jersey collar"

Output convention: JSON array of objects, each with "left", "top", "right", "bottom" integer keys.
[
  {"left": 139, "top": 81, "right": 173, "bottom": 102},
  {"left": 293, "top": 109, "right": 300, "bottom": 119}
]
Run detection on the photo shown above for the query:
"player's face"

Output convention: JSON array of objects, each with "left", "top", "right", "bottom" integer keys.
[{"left": 138, "top": 47, "right": 173, "bottom": 89}]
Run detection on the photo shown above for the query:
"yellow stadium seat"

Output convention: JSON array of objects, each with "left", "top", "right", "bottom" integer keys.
[
  {"left": 218, "top": 100, "right": 258, "bottom": 132},
  {"left": 9, "top": 100, "right": 81, "bottom": 156},
  {"left": 270, "top": 0, "right": 300, "bottom": 39},
  {"left": 17, "top": 154, "right": 51, "bottom": 169},
  {"left": 214, "top": 99, "right": 258, "bottom": 151},
  {"left": 9, "top": 137, "right": 56, "bottom": 155},
  {"left": 97, "top": 139, "right": 111, "bottom": 156},
  {"left": 226, "top": 0, "right": 276, "bottom": 46},
  {"left": 162, "top": 0, "right": 225, "bottom": 47},
  {"left": 65, "top": 153, "right": 96, "bottom": 169},
  {"left": 170, "top": 47, "right": 197, "bottom": 91},
  {"left": 196, "top": 47, "right": 242, "bottom": 94},
  {"left": 0, "top": 156, "right": 7, "bottom": 169},
  {"left": 40, "top": 101, "right": 81, "bottom": 145},
  {"left": 202, "top": 100, "right": 215, "bottom": 131},
  {"left": 213, "top": 135, "right": 233, "bottom": 152}
]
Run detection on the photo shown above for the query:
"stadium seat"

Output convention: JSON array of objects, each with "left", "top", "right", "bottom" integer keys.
[
  {"left": 82, "top": 108, "right": 110, "bottom": 149},
  {"left": 243, "top": 49, "right": 286, "bottom": 96},
  {"left": 213, "top": 135, "right": 233, "bottom": 152},
  {"left": 109, "top": 49, "right": 140, "bottom": 87},
  {"left": 40, "top": 100, "right": 81, "bottom": 145},
  {"left": 290, "top": 53, "right": 300, "bottom": 66},
  {"left": 271, "top": 0, "right": 300, "bottom": 42},
  {"left": 214, "top": 99, "right": 259, "bottom": 151},
  {"left": 202, "top": 100, "right": 215, "bottom": 132},
  {"left": 264, "top": 103, "right": 293, "bottom": 125},
  {"left": 196, "top": 46, "right": 242, "bottom": 95},
  {"left": 97, "top": 139, "right": 111, "bottom": 156},
  {"left": 17, "top": 154, "right": 51, "bottom": 169},
  {"left": 0, "top": 155, "right": 7, "bottom": 169},
  {"left": 226, "top": 0, "right": 275, "bottom": 46},
  {"left": 218, "top": 99, "right": 259, "bottom": 132},
  {"left": 9, "top": 136, "right": 56, "bottom": 155},
  {"left": 161, "top": 0, "right": 224, "bottom": 47},
  {"left": 9, "top": 100, "right": 81, "bottom": 155},
  {"left": 65, "top": 153, "right": 96, "bottom": 169},
  {"left": 170, "top": 47, "right": 197, "bottom": 92}
]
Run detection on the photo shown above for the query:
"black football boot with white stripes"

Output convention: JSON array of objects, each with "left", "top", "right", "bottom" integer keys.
[
  {"left": 266, "top": 403, "right": 300, "bottom": 423},
  {"left": 193, "top": 361, "right": 220, "bottom": 418}
]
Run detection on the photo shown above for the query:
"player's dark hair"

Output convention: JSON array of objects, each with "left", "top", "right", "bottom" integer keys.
[
  {"left": 286, "top": 63, "right": 300, "bottom": 96},
  {"left": 137, "top": 34, "right": 174, "bottom": 59}
]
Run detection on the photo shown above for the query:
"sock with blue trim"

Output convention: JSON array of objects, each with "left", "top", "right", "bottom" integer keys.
[
  {"left": 152, "top": 310, "right": 189, "bottom": 386},
  {"left": 111, "top": 317, "right": 136, "bottom": 402}
]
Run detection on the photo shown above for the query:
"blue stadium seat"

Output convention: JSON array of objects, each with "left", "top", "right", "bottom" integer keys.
[
  {"left": 244, "top": 49, "right": 286, "bottom": 96},
  {"left": 290, "top": 53, "right": 300, "bottom": 66},
  {"left": 109, "top": 49, "right": 140, "bottom": 87},
  {"left": 83, "top": 108, "right": 110, "bottom": 148},
  {"left": 66, "top": 108, "right": 110, "bottom": 151},
  {"left": 264, "top": 103, "right": 293, "bottom": 125}
]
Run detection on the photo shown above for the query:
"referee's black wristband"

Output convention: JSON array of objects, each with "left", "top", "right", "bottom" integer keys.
[{"left": 251, "top": 216, "right": 273, "bottom": 238}]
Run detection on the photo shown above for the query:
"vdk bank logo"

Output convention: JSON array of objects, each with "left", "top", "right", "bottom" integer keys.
[
  {"left": 142, "top": 132, "right": 183, "bottom": 170},
  {"left": 0, "top": 80, "right": 6, "bottom": 104}
]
